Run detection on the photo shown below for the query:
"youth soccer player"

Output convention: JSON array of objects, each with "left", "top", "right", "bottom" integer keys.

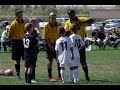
[
  {"left": 23, "top": 23, "right": 38, "bottom": 84},
  {"left": 30, "top": 17, "right": 42, "bottom": 83},
  {"left": 55, "top": 26, "right": 74, "bottom": 83},
  {"left": 69, "top": 24, "right": 85, "bottom": 83}
]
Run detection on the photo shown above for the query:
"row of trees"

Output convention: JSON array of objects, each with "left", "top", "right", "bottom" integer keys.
[
  {"left": 0, "top": 5, "right": 119, "bottom": 17},
  {"left": 0, "top": 5, "right": 92, "bottom": 16}
]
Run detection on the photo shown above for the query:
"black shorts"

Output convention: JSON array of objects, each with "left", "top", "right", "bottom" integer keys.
[
  {"left": 11, "top": 40, "right": 24, "bottom": 60},
  {"left": 25, "top": 60, "right": 36, "bottom": 68},
  {"left": 24, "top": 50, "right": 37, "bottom": 67},
  {"left": 46, "top": 44, "right": 56, "bottom": 60}
]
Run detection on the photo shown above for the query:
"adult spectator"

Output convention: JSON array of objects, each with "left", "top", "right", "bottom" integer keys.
[
  {"left": 108, "top": 28, "right": 120, "bottom": 48},
  {"left": 1, "top": 25, "right": 11, "bottom": 52},
  {"left": 94, "top": 27, "right": 108, "bottom": 50}
]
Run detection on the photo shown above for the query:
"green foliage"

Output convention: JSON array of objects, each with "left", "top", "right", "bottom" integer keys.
[{"left": 0, "top": 5, "right": 90, "bottom": 16}]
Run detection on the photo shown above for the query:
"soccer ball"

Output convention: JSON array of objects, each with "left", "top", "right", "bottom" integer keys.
[{"left": 4, "top": 69, "right": 13, "bottom": 76}]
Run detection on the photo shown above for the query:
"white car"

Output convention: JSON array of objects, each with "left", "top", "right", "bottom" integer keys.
[
  {"left": 56, "top": 18, "right": 69, "bottom": 26},
  {"left": 39, "top": 22, "right": 48, "bottom": 29},
  {"left": 91, "top": 22, "right": 103, "bottom": 30},
  {"left": 104, "top": 23, "right": 118, "bottom": 31}
]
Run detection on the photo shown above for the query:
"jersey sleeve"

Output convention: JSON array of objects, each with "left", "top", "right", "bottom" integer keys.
[{"left": 8, "top": 22, "right": 14, "bottom": 39}]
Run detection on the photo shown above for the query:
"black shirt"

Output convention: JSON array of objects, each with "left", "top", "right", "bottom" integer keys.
[{"left": 23, "top": 33, "right": 38, "bottom": 61}]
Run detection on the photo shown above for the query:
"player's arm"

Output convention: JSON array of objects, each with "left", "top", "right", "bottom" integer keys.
[
  {"left": 56, "top": 50, "right": 59, "bottom": 63},
  {"left": 80, "top": 17, "right": 94, "bottom": 24},
  {"left": 8, "top": 23, "right": 14, "bottom": 39},
  {"left": 55, "top": 41, "right": 59, "bottom": 63},
  {"left": 79, "top": 36, "right": 86, "bottom": 51},
  {"left": 64, "top": 20, "right": 70, "bottom": 31}
]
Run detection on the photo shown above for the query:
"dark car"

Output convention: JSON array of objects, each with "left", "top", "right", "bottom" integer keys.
[{"left": 0, "top": 21, "right": 10, "bottom": 30}]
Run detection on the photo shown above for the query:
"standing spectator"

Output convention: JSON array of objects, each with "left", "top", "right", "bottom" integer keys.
[
  {"left": 23, "top": 23, "right": 38, "bottom": 84},
  {"left": 55, "top": 26, "right": 74, "bottom": 83},
  {"left": 42, "top": 12, "right": 62, "bottom": 81},
  {"left": 64, "top": 9, "right": 94, "bottom": 81},
  {"left": 1, "top": 25, "right": 11, "bottom": 52},
  {"left": 69, "top": 24, "right": 85, "bottom": 83},
  {"left": 8, "top": 9, "right": 26, "bottom": 79}
]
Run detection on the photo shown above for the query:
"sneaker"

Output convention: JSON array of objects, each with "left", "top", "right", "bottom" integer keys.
[
  {"left": 17, "top": 76, "right": 21, "bottom": 80},
  {"left": 73, "top": 79, "right": 77, "bottom": 83},
  {"left": 74, "top": 79, "right": 79, "bottom": 83},
  {"left": 57, "top": 76, "right": 62, "bottom": 81},
  {"left": 31, "top": 79, "right": 37, "bottom": 83},
  {"left": 49, "top": 77, "right": 56, "bottom": 81},
  {"left": 62, "top": 80, "right": 65, "bottom": 83}
]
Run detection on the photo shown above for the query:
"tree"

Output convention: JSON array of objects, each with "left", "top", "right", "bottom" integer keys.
[{"left": 0, "top": 5, "right": 11, "bottom": 9}]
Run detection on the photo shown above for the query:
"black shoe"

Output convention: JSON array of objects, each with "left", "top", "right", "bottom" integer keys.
[{"left": 86, "top": 77, "right": 90, "bottom": 82}]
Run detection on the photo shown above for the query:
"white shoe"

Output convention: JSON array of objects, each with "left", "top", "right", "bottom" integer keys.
[
  {"left": 74, "top": 79, "right": 76, "bottom": 83},
  {"left": 31, "top": 79, "right": 37, "bottom": 83},
  {"left": 74, "top": 78, "right": 79, "bottom": 83}
]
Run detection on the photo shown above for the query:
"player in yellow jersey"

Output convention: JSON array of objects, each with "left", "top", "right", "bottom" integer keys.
[{"left": 42, "top": 12, "right": 62, "bottom": 81}]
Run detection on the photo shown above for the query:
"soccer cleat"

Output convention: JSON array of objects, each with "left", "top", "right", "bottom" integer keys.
[
  {"left": 31, "top": 79, "right": 37, "bottom": 83},
  {"left": 86, "top": 77, "right": 90, "bottom": 82},
  {"left": 57, "top": 76, "right": 62, "bottom": 81},
  {"left": 49, "top": 76, "right": 56, "bottom": 81},
  {"left": 74, "top": 79, "right": 77, "bottom": 83},
  {"left": 17, "top": 76, "right": 21, "bottom": 80}
]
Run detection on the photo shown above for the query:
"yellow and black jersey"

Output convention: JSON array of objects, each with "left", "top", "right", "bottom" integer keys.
[
  {"left": 8, "top": 19, "right": 26, "bottom": 40},
  {"left": 64, "top": 17, "right": 92, "bottom": 39},
  {"left": 42, "top": 22, "right": 61, "bottom": 44}
]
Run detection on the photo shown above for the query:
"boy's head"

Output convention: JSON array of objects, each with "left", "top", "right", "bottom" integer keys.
[
  {"left": 69, "top": 24, "right": 77, "bottom": 33},
  {"left": 30, "top": 17, "right": 39, "bottom": 27},
  {"left": 25, "top": 23, "right": 33, "bottom": 33},
  {"left": 58, "top": 26, "right": 65, "bottom": 36}
]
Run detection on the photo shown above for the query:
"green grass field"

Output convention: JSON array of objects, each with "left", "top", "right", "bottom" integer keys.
[{"left": 0, "top": 46, "right": 120, "bottom": 85}]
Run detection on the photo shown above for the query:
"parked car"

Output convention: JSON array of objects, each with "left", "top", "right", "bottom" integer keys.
[
  {"left": 0, "top": 21, "right": 10, "bottom": 29},
  {"left": 91, "top": 22, "right": 104, "bottom": 30},
  {"left": 39, "top": 22, "right": 48, "bottom": 29},
  {"left": 104, "top": 23, "right": 118, "bottom": 31},
  {"left": 56, "top": 18, "right": 69, "bottom": 26},
  {"left": 103, "top": 19, "right": 117, "bottom": 25}
]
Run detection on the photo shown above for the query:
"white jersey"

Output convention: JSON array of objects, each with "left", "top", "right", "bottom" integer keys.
[
  {"left": 69, "top": 34, "right": 85, "bottom": 58},
  {"left": 1, "top": 30, "right": 10, "bottom": 43},
  {"left": 55, "top": 36, "right": 73, "bottom": 67}
]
